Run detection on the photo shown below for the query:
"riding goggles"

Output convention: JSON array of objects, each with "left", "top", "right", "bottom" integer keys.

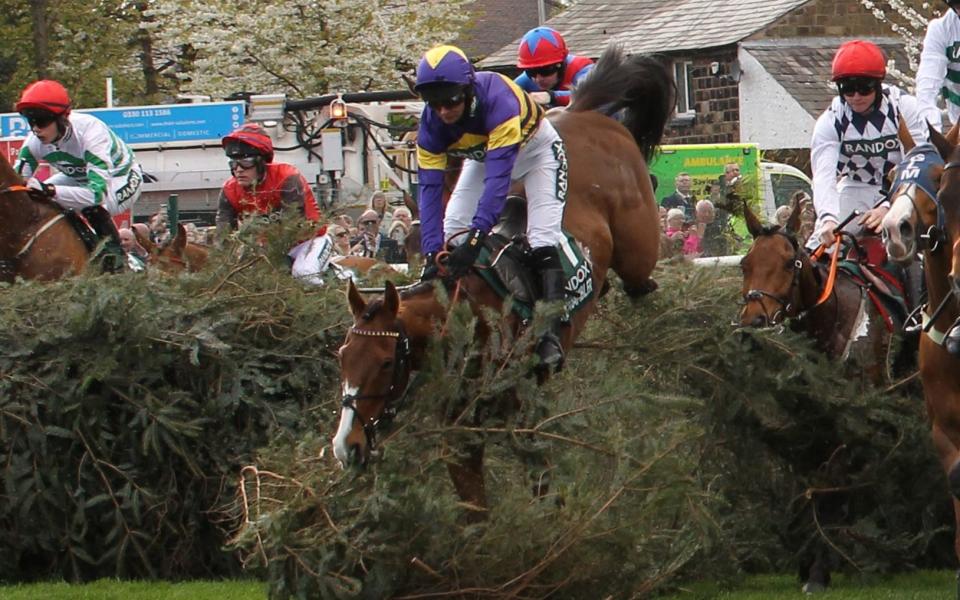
[
  {"left": 228, "top": 156, "right": 260, "bottom": 171},
  {"left": 525, "top": 64, "right": 562, "bottom": 78},
  {"left": 21, "top": 109, "right": 58, "bottom": 129},
  {"left": 427, "top": 93, "right": 466, "bottom": 110},
  {"left": 837, "top": 77, "right": 877, "bottom": 97}
]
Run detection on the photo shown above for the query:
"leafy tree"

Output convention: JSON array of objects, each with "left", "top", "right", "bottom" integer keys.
[{"left": 146, "top": 0, "right": 474, "bottom": 99}]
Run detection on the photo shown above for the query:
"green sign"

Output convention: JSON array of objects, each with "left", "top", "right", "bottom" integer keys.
[{"left": 650, "top": 143, "right": 761, "bottom": 205}]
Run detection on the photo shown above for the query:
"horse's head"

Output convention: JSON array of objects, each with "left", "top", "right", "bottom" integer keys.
[
  {"left": 149, "top": 223, "right": 208, "bottom": 273},
  {"left": 881, "top": 120, "right": 947, "bottom": 265},
  {"left": 738, "top": 200, "right": 806, "bottom": 327},
  {"left": 332, "top": 279, "right": 412, "bottom": 467}
]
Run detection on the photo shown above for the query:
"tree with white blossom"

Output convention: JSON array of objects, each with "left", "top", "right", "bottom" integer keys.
[{"left": 146, "top": 0, "right": 473, "bottom": 99}]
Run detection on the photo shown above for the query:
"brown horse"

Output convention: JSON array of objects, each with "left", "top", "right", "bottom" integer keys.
[
  {"left": 882, "top": 120, "right": 960, "bottom": 598},
  {"left": 332, "top": 45, "right": 669, "bottom": 513},
  {"left": 739, "top": 201, "right": 899, "bottom": 379},
  {"left": 0, "top": 153, "right": 88, "bottom": 282},
  {"left": 134, "top": 223, "right": 209, "bottom": 273}
]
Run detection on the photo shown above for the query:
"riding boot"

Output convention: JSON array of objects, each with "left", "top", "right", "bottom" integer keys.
[
  {"left": 904, "top": 260, "right": 925, "bottom": 312},
  {"left": 946, "top": 320, "right": 960, "bottom": 357},
  {"left": 531, "top": 245, "right": 568, "bottom": 373},
  {"left": 81, "top": 205, "right": 126, "bottom": 273}
]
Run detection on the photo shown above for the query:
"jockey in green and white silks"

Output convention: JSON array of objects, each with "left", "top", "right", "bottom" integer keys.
[
  {"left": 13, "top": 79, "right": 142, "bottom": 270},
  {"left": 15, "top": 110, "right": 142, "bottom": 216},
  {"left": 916, "top": 1, "right": 960, "bottom": 130}
]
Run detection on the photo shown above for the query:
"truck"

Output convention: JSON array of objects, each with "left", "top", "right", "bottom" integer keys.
[
  {"left": 0, "top": 90, "right": 425, "bottom": 227},
  {"left": 649, "top": 142, "right": 812, "bottom": 224}
]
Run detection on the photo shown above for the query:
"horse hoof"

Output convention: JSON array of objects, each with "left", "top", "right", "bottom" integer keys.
[
  {"left": 623, "top": 278, "right": 658, "bottom": 298},
  {"left": 802, "top": 581, "right": 827, "bottom": 595}
]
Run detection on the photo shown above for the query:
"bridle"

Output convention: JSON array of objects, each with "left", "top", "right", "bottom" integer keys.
[
  {"left": 741, "top": 229, "right": 806, "bottom": 325},
  {"left": 340, "top": 322, "right": 413, "bottom": 451}
]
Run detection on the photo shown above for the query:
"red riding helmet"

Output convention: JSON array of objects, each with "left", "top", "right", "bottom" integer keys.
[
  {"left": 831, "top": 40, "right": 887, "bottom": 81},
  {"left": 15, "top": 80, "right": 72, "bottom": 116},
  {"left": 221, "top": 123, "right": 274, "bottom": 163},
  {"left": 517, "top": 27, "right": 568, "bottom": 69}
]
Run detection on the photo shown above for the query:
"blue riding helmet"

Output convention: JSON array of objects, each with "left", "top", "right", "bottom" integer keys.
[{"left": 415, "top": 45, "right": 474, "bottom": 101}]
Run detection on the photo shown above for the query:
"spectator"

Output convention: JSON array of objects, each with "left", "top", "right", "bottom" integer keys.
[
  {"left": 148, "top": 210, "right": 169, "bottom": 244},
  {"left": 664, "top": 208, "right": 686, "bottom": 257},
  {"left": 389, "top": 206, "right": 413, "bottom": 246},
  {"left": 661, "top": 172, "right": 696, "bottom": 221},
  {"left": 14, "top": 79, "right": 144, "bottom": 271},
  {"left": 350, "top": 209, "right": 402, "bottom": 263},
  {"left": 367, "top": 190, "right": 393, "bottom": 233},
  {"left": 331, "top": 224, "right": 352, "bottom": 256},
  {"left": 915, "top": 1, "right": 960, "bottom": 130},
  {"left": 684, "top": 199, "right": 716, "bottom": 257},
  {"left": 118, "top": 227, "right": 148, "bottom": 270},
  {"left": 775, "top": 205, "right": 793, "bottom": 228}
]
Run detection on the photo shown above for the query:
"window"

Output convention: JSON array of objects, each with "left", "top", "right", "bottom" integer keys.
[
  {"left": 771, "top": 173, "right": 812, "bottom": 209},
  {"left": 674, "top": 61, "right": 695, "bottom": 114}
]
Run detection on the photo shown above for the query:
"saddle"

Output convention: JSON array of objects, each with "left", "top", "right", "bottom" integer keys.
[
  {"left": 471, "top": 196, "right": 594, "bottom": 322},
  {"left": 836, "top": 235, "right": 908, "bottom": 332},
  {"left": 26, "top": 189, "right": 99, "bottom": 253}
]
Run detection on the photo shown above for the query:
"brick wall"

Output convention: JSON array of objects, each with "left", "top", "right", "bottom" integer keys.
[{"left": 664, "top": 0, "right": 899, "bottom": 145}]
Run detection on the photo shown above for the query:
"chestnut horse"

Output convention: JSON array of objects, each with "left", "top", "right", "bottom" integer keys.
[
  {"left": 332, "top": 45, "right": 670, "bottom": 513},
  {"left": 739, "top": 201, "right": 899, "bottom": 378},
  {"left": 0, "top": 153, "right": 88, "bottom": 282},
  {"left": 882, "top": 120, "right": 960, "bottom": 599},
  {"left": 134, "top": 223, "right": 208, "bottom": 273}
]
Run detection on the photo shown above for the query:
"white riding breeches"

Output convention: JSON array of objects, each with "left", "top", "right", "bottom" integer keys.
[
  {"left": 444, "top": 118, "right": 567, "bottom": 250},
  {"left": 46, "top": 164, "right": 144, "bottom": 216}
]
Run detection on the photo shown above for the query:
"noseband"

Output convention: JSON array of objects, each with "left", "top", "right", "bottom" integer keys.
[
  {"left": 340, "top": 323, "right": 412, "bottom": 451},
  {"left": 742, "top": 230, "right": 804, "bottom": 325}
]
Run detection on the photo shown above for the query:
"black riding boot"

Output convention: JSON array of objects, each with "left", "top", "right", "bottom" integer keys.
[
  {"left": 81, "top": 205, "right": 125, "bottom": 273},
  {"left": 531, "top": 245, "right": 568, "bottom": 373}
]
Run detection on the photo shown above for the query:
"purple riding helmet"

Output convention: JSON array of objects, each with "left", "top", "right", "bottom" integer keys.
[{"left": 414, "top": 45, "right": 475, "bottom": 104}]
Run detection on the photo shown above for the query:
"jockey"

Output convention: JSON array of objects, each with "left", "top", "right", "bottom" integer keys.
[
  {"left": 14, "top": 80, "right": 144, "bottom": 271},
  {"left": 217, "top": 123, "right": 330, "bottom": 283},
  {"left": 808, "top": 40, "right": 929, "bottom": 252},
  {"left": 216, "top": 122, "right": 321, "bottom": 233},
  {"left": 414, "top": 44, "right": 568, "bottom": 372},
  {"left": 915, "top": 0, "right": 960, "bottom": 131},
  {"left": 514, "top": 27, "right": 593, "bottom": 108}
]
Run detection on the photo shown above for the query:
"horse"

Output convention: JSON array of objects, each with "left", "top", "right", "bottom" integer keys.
[
  {"left": 739, "top": 192, "right": 916, "bottom": 592},
  {"left": 332, "top": 44, "right": 670, "bottom": 514},
  {"left": 134, "top": 222, "right": 209, "bottom": 273},
  {"left": 882, "top": 119, "right": 960, "bottom": 599},
  {"left": 0, "top": 153, "right": 89, "bottom": 282},
  {"left": 738, "top": 200, "right": 902, "bottom": 379}
]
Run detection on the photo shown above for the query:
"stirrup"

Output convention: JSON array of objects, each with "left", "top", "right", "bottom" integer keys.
[
  {"left": 535, "top": 332, "right": 565, "bottom": 373},
  {"left": 903, "top": 303, "right": 924, "bottom": 334}
]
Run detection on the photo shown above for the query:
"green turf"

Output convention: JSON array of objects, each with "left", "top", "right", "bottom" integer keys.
[
  {"left": 661, "top": 571, "right": 956, "bottom": 599},
  {"left": 0, "top": 579, "right": 267, "bottom": 600}
]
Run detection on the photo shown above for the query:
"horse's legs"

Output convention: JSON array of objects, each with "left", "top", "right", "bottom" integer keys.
[
  {"left": 930, "top": 421, "right": 960, "bottom": 600},
  {"left": 446, "top": 442, "right": 487, "bottom": 520},
  {"left": 607, "top": 201, "right": 659, "bottom": 298}
]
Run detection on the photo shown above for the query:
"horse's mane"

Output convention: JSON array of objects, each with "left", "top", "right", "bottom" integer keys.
[
  {"left": 567, "top": 44, "right": 676, "bottom": 161},
  {"left": 758, "top": 224, "right": 801, "bottom": 252}
]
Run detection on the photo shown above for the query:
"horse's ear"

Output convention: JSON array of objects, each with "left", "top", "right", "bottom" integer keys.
[
  {"left": 947, "top": 120, "right": 960, "bottom": 146},
  {"left": 898, "top": 117, "right": 916, "bottom": 153},
  {"left": 173, "top": 223, "right": 187, "bottom": 252},
  {"left": 784, "top": 191, "right": 805, "bottom": 236},
  {"left": 347, "top": 279, "right": 366, "bottom": 320},
  {"left": 931, "top": 124, "right": 954, "bottom": 161},
  {"left": 742, "top": 198, "right": 764, "bottom": 239},
  {"left": 383, "top": 280, "right": 400, "bottom": 317}
]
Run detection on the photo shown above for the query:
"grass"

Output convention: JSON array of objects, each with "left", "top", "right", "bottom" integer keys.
[
  {"left": 1, "top": 572, "right": 956, "bottom": 599},
  {"left": 0, "top": 579, "right": 267, "bottom": 600},
  {"left": 661, "top": 571, "right": 956, "bottom": 599}
]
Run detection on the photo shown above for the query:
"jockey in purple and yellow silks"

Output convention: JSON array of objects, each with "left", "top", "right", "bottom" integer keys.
[
  {"left": 414, "top": 44, "right": 569, "bottom": 372},
  {"left": 514, "top": 27, "right": 593, "bottom": 108}
]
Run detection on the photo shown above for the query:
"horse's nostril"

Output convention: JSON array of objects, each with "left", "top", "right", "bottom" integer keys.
[
  {"left": 898, "top": 220, "right": 912, "bottom": 242},
  {"left": 751, "top": 315, "right": 768, "bottom": 328}
]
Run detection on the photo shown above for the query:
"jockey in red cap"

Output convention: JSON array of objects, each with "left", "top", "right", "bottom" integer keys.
[
  {"left": 514, "top": 27, "right": 593, "bottom": 108},
  {"left": 14, "top": 79, "right": 145, "bottom": 271}
]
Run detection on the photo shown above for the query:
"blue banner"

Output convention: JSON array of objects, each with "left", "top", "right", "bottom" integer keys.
[{"left": 0, "top": 101, "right": 245, "bottom": 143}]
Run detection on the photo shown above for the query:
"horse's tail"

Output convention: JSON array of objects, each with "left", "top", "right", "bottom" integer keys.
[{"left": 568, "top": 44, "right": 676, "bottom": 162}]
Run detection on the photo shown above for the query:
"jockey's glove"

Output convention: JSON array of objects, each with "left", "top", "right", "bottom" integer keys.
[
  {"left": 445, "top": 228, "right": 486, "bottom": 279},
  {"left": 420, "top": 252, "right": 440, "bottom": 282},
  {"left": 25, "top": 177, "right": 55, "bottom": 197}
]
